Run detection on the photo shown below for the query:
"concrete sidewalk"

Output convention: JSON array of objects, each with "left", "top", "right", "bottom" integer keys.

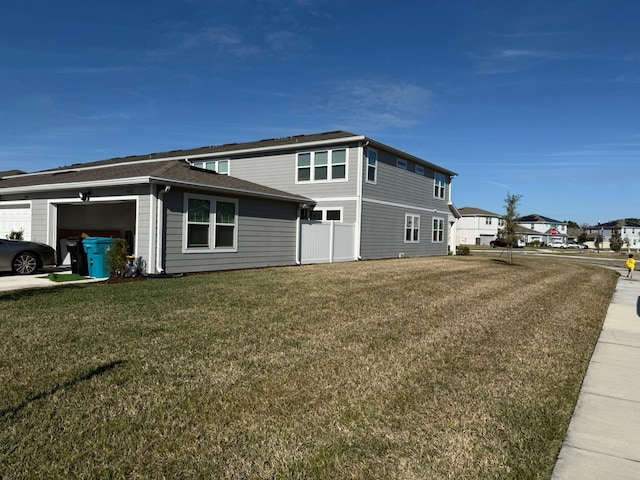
[{"left": 552, "top": 270, "right": 640, "bottom": 479}]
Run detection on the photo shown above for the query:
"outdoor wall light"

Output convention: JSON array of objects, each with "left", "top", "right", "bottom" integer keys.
[{"left": 78, "top": 190, "right": 91, "bottom": 202}]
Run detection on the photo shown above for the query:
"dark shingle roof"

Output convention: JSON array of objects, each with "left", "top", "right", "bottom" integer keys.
[
  {"left": 0, "top": 160, "right": 313, "bottom": 204},
  {"left": 458, "top": 207, "right": 502, "bottom": 217},
  {"left": 23, "top": 130, "right": 456, "bottom": 177},
  {"left": 518, "top": 213, "right": 565, "bottom": 224}
]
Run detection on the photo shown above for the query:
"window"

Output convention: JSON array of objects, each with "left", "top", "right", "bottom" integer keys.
[
  {"left": 405, "top": 214, "right": 420, "bottom": 243},
  {"left": 432, "top": 217, "right": 444, "bottom": 243},
  {"left": 308, "top": 208, "right": 342, "bottom": 222},
  {"left": 297, "top": 149, "right": 347, "bottom": 182},
  {"left": 367, "top": 148, "right": 377, "bottom": 183},
  {"left": 192, "top": 159, "right": 229, "bottom": 175},
  {"left": 187, "top": 198, "right": 211, "bottom": 248},
  {"left": 415, "top": 165, "right": 425, "bottom": 175},
  {"left": 184, "top": 194, "right": 238, "bottom": 252},
  {"left": 498, "top": 218, "right": 504, "bottom": 227},
  {"left": 396, "top": 158, "right": 407, "bottom": 169},
  {"left": 434, "top": 172, "right": 446, "bottom": 199},
  {"left": 485, "top": 217, "right": 492, "bottom": 225}
]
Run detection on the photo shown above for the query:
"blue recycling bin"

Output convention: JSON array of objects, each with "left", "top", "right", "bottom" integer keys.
[{"left": 82, "top": 237, "right": 113, "bottom": 278}]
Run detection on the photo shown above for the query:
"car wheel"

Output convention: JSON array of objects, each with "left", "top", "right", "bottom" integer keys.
[{"left": 13, "top": 252, "right": 39, "bottom": 275}]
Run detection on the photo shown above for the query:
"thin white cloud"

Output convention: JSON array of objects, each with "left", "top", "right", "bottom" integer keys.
[{"left": 326, "top": 79, "right": 432, "bottom": 128}]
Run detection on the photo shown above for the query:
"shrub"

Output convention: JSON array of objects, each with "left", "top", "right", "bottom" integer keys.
[
  {"left": 7, "top": 229, "right": 24, "bottom": 240},
  {"left": 104, "top": 238, "right": 129, "bottom": 277},
  {"left": 456, "top": 245, "right": 470, "bottom": 256}
]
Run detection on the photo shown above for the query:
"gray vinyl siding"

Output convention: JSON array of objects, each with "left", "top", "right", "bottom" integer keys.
[
  {"left": 363, "top": 147, "right": 449, "bottom": 211},
  {"left": 360, "top": 201, "right": 448, "bottom": 259},
  {"left": 360, "top": 146, "right": 450, "bottom": 259},
  {"left": 163, "top": 189, "right": 299, "bottom": 274},
  {"left": 227, "top": 144, "right": 360, "bottom": 200}
]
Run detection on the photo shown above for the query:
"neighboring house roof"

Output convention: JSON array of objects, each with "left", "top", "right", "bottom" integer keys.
[
  {"left": 458, "top": 207, "right": 502, "bottom": 217},
  {"left": 514, "top": 225, "right": 540, "bottom": 235},
  {"left": 30, "top": 130, "right": 457, "bottom": 177},
  {"left": 518, "top": 213, "right": 566, "bottom": 224},
  {"left": 0, "top": 160, "right": 314, "bottom": 205},
  {"left": 0, "top": 169, "right": 26, "bottom": 178},
  {"left": 586, "top": 219, "right": 640, "bottom": 229}
]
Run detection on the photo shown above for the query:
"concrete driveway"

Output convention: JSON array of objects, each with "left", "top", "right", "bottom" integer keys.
[{"left": 0, "top": 268, "right": 102, "bottom": 293}]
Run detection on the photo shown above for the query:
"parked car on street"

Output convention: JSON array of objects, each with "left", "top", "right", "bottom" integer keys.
[
  {"left": 549, "top": 239, "right": 567, "bottom": 248},
  {"left": 567, "top": 242, "right": 586, "bottom": 249},
  {"left": 490, "top": 239, "right": 525, "bottom": 248},
  {"left": 0, "top": 239, "right": 57, "bottom": 275}
]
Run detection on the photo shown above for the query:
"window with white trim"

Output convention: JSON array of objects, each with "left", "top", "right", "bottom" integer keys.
[
  {"left": 485, "top": 217, "right": 492, "bottom": 225},
  {"left": 434, "top": 172, "right": 446, "bottom": 199},
  {"left": 396, "top": 158, "right": 407, "bottom": 169},
  {"left": 415, "top": 165, "right": 425, "bottom": 175},
  {"left": 296, "top": 149, "right": 347, "bottom": 183},
  {"left": 366, "top": 148, "right": 377, "bottom": 183},
  {"left": 192, "top": 159, "right": 229, "bottom": 175},
  {"left": 405, "top": 214, "right": 420, "bottom": 243},
  {"left": 184, "top": 194, "right": 238, "bottom": 252},
  {"left": 432, "top": 217, "right": 444, "bottom": 243},
  {"left": 308, "top": 208, "right": 342, "bottom": 222}
]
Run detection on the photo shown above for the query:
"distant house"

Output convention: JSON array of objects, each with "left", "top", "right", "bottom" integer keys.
[
  {"left": 586, "top": 219, "right": 640, "bottom": 250},
  {"left": 0, "top": 131, "right": 458, "bottom": 274},
  {"left": 457, "top": 207, "right": 504, "bottom": 246},
  {"left": 518, "top": 214, "right": 568, "bottom": 245}
]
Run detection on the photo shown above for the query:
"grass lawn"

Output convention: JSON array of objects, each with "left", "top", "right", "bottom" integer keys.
[{"left": 0, "top": 256, "right": 618, "bottom": 479}]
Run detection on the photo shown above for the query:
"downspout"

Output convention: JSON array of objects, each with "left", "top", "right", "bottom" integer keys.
[
  {"left": 355, "top": 140, "right": 367, "bottom": 260},
  {"left": 156, "top": 185, "right": 171, "bottom": 274},
  {"left": 295, "top": 204, "right": 302, "bottom": 265}
]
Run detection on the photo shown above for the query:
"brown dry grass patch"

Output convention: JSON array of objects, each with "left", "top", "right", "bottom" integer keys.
[{"left": 0, "top": 256, "right": 618, "bottom": 478}]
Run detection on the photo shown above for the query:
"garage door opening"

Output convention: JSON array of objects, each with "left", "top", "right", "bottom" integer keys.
[{"left": 56, "top": 201, "right": 136, "bottom": 265}]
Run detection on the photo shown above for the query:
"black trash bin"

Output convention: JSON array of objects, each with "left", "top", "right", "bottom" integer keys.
[{"left": 66, "top": 237, "right": 88, "bottom": 276}]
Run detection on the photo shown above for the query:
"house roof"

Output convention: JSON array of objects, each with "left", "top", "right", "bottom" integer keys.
[
  {"left": 0, "top": 169, "right": 26, "bottom": 178},
  {"left": 587, "top": 219, "right": 640, "bottom": 229},
  {"left": 458, "top": 207, "right": 502, "bottom": 217},
  {"left": 0, "top": 159, "right": 314, "bottom": 205},
  {"left": 25, "top": 130, "right": 457, "bottom": 177},
  {"left": 518, "top": 213, "right": 566, "bottom": 224}
]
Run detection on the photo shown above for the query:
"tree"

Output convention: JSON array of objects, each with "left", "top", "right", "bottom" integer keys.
[
  {"left": 578, "top": 224, "right": 589, "bottom": 245},
  {"left": 565, "top": 220, "right": 580, "bottom": 229},
  {"left": 498, "top": 192, "right": 522, "bottom": 264},
  {"left": 610, "top": 228, "right": 624, "bottom": 252}
]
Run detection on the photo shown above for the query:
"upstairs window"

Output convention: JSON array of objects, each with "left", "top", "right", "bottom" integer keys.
[
  {"left": 192, "top": 159, "right": 229, "bottom": 175},
  {"left": 367, "top": 148, "right": 377, "bottom": 183},
  {"left": 396, "top": 158, "right": 408, "bottom": 169},
  {"left": 297, "top": 149, "right": 347, "bottom": 183},
  {"left": 485, "top": 217, "right": 492, "bottom": 225},
  {"left": 434, "top": 172, "right": 446, "bottom": 199},
  {"left": 415, "top": 165, "right": 425, "bottom": 175}
]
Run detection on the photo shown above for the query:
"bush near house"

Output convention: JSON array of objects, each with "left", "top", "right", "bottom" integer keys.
[{"left": 0, "top": 257, "right": 617, "bottom": 478}]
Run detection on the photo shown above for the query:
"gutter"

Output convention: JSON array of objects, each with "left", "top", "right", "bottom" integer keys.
[{"left": 155, "top": 185, "right": 170, "bottom": 274}]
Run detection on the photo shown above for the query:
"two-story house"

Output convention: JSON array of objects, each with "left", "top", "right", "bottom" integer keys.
[
  {"left": 518, "top": 214, "right": 568, "bottom": 245},
  {"left": 587, "top": 219, "right": 640, "bottom": 249},
  {"left": 456, "top": 207, "right": 504, "bottom": 246},
  {"left": 0, "top": 131, "right": 457, "bottom": 274}
]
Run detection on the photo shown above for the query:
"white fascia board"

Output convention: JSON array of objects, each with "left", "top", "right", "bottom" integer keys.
[
  {"left": 366, "top": 139, "right": 458, "bottom": 177},
  {"left": 10, "top": 136, "right": 368, "bottom": 179},
  {"left": 148, "top": 177, "right": 314, "bottom": 205},
  {"left": 0, "top": 177, "right": 150, "bottom": 195},
  {"left": 178, "top": 136, "right": 367, "bottom": 161}
]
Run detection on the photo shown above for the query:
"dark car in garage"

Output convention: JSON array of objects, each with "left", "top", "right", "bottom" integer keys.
[{"left": 0, "top": 239, "right": 57, "bottom": 275}]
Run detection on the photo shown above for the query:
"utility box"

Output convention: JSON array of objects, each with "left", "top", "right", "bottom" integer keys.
[{"left": 82, "top": 237, "right": 113, "bottom": 278}]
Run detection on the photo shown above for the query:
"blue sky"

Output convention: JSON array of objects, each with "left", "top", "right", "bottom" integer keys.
[{"left": 1, "top": 0, "right": 638, "bottom": 226}]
